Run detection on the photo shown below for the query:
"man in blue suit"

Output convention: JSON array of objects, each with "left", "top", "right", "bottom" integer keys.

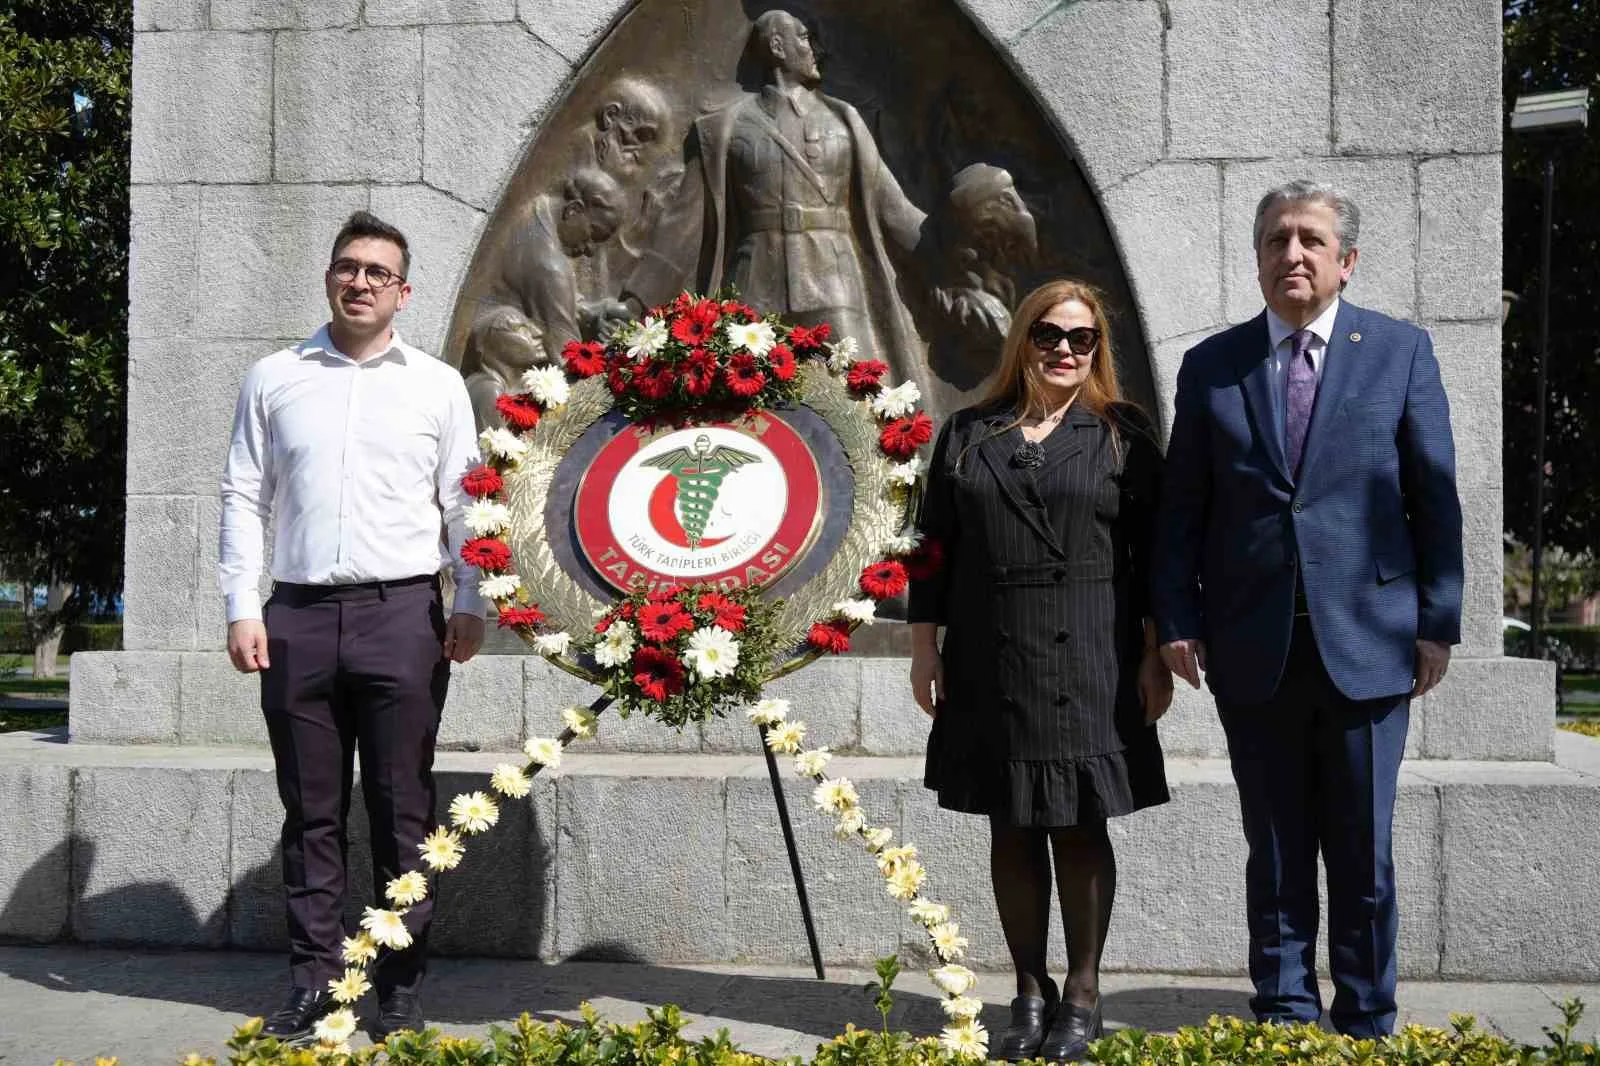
[{"left": 1150, "top": 180, "right": 1463, "bottom": 1035}]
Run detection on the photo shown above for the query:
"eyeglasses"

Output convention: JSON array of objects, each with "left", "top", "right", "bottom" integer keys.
[
  {"left": 1027, "top": 321, "right": 1100, "bottom": 356},
  {"left": 329, "top": 258, "right": 405, "bottom": 290}
]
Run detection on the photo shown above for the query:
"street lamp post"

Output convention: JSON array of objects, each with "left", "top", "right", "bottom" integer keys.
[{"left": 1509, "top": 88, "right": 1590, "bottom": 657}]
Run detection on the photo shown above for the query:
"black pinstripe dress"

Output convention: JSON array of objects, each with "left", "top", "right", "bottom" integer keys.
[{"left": 909, "top": 401, "right": 1170, "bottom": 828}]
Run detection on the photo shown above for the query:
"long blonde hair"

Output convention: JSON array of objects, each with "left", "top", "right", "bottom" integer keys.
[{"left": 983, "top": 278, "right": 1123, "bottom": 422}]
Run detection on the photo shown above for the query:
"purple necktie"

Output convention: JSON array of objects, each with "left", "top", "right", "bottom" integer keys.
[{"left": 1285, "top": 329, "right": 1317, "bottom": 477}]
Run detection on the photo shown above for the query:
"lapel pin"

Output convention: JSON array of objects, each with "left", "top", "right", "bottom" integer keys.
[{"left": 1349, "top": 331, "right": 1362, "bottom": 342}]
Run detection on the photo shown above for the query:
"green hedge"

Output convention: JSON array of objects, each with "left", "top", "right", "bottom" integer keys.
[
  {"left": 1546, "top": 625, "right": 1600, "bottom": 672},
  {"left": 55, "top": 997, "right": 1600, "bottom": 1066},
  {"left": 0, "top": 621, "right": 121, "bottom": 654}
]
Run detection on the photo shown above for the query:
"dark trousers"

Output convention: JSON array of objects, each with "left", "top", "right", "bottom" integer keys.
[
  {"left": 261, "top": 575, "right": 449, "bottom": 996},
  {"left": 1217, "top": 617, "right": 1409, "bottom": 1036}
]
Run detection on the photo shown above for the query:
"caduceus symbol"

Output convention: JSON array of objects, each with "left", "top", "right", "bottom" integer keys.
[{"left": 641, "top": 433, "right": 761, "bottom": 549}]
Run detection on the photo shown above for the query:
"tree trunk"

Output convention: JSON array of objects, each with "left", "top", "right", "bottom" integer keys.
[{"left": 31, "top": 580, "right": 72, "bottom": 679}]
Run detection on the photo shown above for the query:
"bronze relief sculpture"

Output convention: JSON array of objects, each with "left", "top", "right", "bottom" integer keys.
[{"left": 448, "top": 0, "right": 1150, "bottom": 429}]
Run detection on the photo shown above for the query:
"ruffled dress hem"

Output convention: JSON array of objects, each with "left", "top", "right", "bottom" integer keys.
[{"left": 924, "top": 743, "right": 1169, "bottom": 828}]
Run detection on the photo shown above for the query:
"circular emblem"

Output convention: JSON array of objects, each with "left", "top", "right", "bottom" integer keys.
[{"left": 574, "top": 413, "right": 824, "bottom": 594}]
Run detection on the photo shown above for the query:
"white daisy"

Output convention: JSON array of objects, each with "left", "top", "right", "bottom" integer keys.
[
  {"left": 833, "top": 598, "right": 876, "bottom": 625},
  {"left": 384, "top": 870, "right": 429, "bottom": 907},
  {"left": 520, "top": 365, "right": 570, "bottom": 407},
  {"left": 870, "top": 381, "right": 922, "bottom": 419},
  {"left": 886, "top": 529, "right": 925, "bottom": 555},
  {"left": 478, "top": 573, "right": 522, "bottom": 601},
  {"left": 908, "top": 900, "right": 951, "bottom": 927},
  {"left": 793, "top": 747, "right": 832, "bottom": 777},
  {"left": 447, "top": 790, "right": 499, "bottom": 834},
  {"left": 938, "top": 1020, "right": 988, "bottom": 1058},
  {"left": 464, "top": 499, "right": 512, "bottom": 537},
  {"left": 593, "top": 621, "right": 636, "bottom": 667},
  {"left": 862, "top": 826, "right": 893, "bottom": 851},
  {"left": 940, "top": 995, "right": 983, "bottom": 1021},
  {"left": 684, "top": 626, "right": 740, "bottom": 681},
  {"left": 765, "top": 720, "right": 806, "bottom": 753},
  {"left": 490, "top": 763, "right": 532, "bottom": 798},
  {"left": 724, "top": 319, "right": 776, "bottom": 356},
  {"left": 626, "top": 316, "right": 669, "bottom": 360},
  {"left": 478, "top": 426, "right": 530, "bottom": 462},
  {"left": 360, "top": 907, "right": 413, "bottom": 950},
  {"left": 314, "top": 1008, "right": 359, "bottom": 1044},
  {"left": 888, "top": 454, "right": 927, "bottom": 487},
  {"left": 523, "top": 736, "right": 563, "bottom": 769},
  {"left": 533, "top": 631, "right": 572, "bottom": 656},
  {"left": 834, "top": 807, "right": 867, "bottom": 837},
  {"left": 825, "top": 336, "right": 860, "bottom": 372},
  {"left": 929, "top": 921, "right": 969, "bottom": 961},
  {"left": 929, "top": 963, "right": 978, "bottom": 997},
  {"left": 811, "top": 777, "right": 860, "bottom": 815},
  {"left": 561, "top": 705, "right": 599, "bottom": 739},
  {"left": 746, "top": 698, "right": 790, "bottom": 726}
]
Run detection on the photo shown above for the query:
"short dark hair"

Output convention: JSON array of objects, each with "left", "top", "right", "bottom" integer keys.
[{"left": 331, "top": 211, "right": 411, "bottom": 276}]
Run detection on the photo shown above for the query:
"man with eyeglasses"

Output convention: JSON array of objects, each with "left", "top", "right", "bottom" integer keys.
[
  {"left": 219, "top": 211, "right": 487, "bottom": 1043},
  {"left": 1150, "top": 181, "right": 1463, "bottom": 1035}
]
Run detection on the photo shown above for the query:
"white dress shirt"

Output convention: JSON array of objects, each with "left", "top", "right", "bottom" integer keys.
[
  {"left": 1264, "top": 296, "right": 1341, "bottom": 443},
  {"left": 219, "top": 326, "right": 486, "bottom": 624}
]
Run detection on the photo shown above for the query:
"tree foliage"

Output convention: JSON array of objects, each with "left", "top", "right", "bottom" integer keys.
[
  {"left": 1503, "top": 1, "right": 1600, "bottom": 565},
  {"left": 0, "top": 0, "right": 130, "bottom": 632}
]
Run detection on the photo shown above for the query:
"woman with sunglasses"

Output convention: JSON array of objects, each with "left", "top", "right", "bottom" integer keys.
[{"left": 909, "top": 279, "right": 1173, "bottom": 1061}]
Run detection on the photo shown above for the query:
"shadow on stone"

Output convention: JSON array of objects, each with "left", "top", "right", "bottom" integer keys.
[{"left": 1101, "top": 985, "right": 1255, "bottom": 1031}]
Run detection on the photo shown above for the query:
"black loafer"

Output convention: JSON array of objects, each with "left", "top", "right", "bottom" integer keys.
[
  {"left": 372, "top": 989, "right": 425, "bottom": 1042},
  {"left": 996, "top": 994, "right": 1058, "bottom": 1061},
  {"left": 261, "top": 987, "right": 338, "bottom": 1042},
  {"left": 1038, "top": 995, "right": 1102, "bottom": 1062}
]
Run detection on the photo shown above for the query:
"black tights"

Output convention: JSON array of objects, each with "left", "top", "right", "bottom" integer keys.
[{"left": 990, "top": 820, "right": 1115, "bottom": 1008}]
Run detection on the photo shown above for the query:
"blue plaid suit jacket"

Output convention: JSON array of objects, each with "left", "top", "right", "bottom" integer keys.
[{"left": 1150, "top": 301, "right": 1464, "bottom": 705}]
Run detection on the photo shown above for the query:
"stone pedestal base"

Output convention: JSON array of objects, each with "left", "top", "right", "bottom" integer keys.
[{"left": 3, "top": 728, "right": 1596, "bottom": 980}]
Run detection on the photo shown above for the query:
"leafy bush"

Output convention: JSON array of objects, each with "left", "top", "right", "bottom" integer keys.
[
  {"left": 1545, "top": 626, "right": 1600, "bottom": 672},
  {"left": 0, "top": 619, "right": 119, "bottom": 653},
  {"left": 1560, "top": 720, "right": 1600, "bottom": 739},
  {"left": 50, "top": 996, "right": 1600, "bottom": 1066}
]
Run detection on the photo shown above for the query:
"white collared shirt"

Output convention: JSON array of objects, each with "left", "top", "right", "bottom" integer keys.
[
  {"left": 1264, "top": 296, "right": 1341, "bottom": 438},
  {"left": 218, "top": 326, "right": 486, "bottom": 623}
]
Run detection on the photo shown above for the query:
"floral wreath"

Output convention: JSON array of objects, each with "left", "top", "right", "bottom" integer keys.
[{"left": 301, "top": 296, "right": 982, "bottom": 1059}]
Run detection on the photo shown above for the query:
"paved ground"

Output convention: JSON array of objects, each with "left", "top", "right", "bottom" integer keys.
[{"left": 2, "top": 946, "right": 1598, "bottom": 1065}]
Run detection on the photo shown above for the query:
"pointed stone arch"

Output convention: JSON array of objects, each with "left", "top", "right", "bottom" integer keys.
[{"left": 442, "top": 0, "right": 1173, "bottom": 429}]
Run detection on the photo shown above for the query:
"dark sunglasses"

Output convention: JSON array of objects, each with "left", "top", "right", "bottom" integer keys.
[{"left": 1027, "top": 321, "right": 1100, "bottom": 356}]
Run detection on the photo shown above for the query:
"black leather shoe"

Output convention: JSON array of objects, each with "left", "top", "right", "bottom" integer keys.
[
  {"left": 996, "top": 994, "right": 1058, "bottom": 1061},
  {"left": 1037, "top": 996, "right": 1102, "bottom": 1062},
  {"left": 261, "top": 987, "right": 338, "bottom": 1042},
  {"left": 372, "top": 990, "right": 425, "bottom": 1042}
]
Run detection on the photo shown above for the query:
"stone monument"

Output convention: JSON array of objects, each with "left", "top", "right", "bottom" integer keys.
[{"left": 2, "top": 0, "right": 1594, "bottom": 989}]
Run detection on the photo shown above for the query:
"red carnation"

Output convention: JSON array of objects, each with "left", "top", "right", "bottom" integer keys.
[
  {"left": 859, "top": 559, "right": 910, "bottom": 600},
  {"left": 461, "top": 464, "right": 504, "bottom": 498},
  {"left": 807, "top": 619, "right": 852, "bottom": 654},
  {"left": 767, "top": 343, "right": 797, "bottom": 382},
  {"left": 787, "top": 322, "right": 831, "bottom": 352},
  {"left": 904, "top": 538, "right": 945, "bottom": 581},
  {"left": 846, "top": 359, "right": 889, "bottom": 393},
  {"left": 632, "top": 358, "right": 679, "bottom": 401},
  {"left": 632, "top": 645, "right": 686, "bottom": 701},
  {"left": 720, "top": 299, "right": 757, "bottom": 320},
  {"left": 725, "top": 353, "right": 767, "bottom": 397},
  {"left": 637, "top": 600, "right": 694, "bottom": 642},
  {"left": 606, "top": 354, "right": 632, "bottom": 396},
  {"left": 562, "top": 339, "right": 608, "bottom": 378},
  {"left": 683, "top": 347, "right": 718, "bottom": 397},
  {"left": 461, "top": 537, "right": 512, "bottom": 571},
  {"left": 497, "top": 604, "right": 546, "bottom": 629},
  {"left": 647, "top": 584, "right": 683, "bottom": 602},
  {"left": 618, "top": 601, "right": 638, "bottom": 619},
  {"left": 880, "top": 411, "right": 935, "bottom": 459},
  {"left": 495, "top": 392, "right": 542, "bottom": 431},
  {"left": 696, "top": 592, "right": 747, "bottom": 632}
]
